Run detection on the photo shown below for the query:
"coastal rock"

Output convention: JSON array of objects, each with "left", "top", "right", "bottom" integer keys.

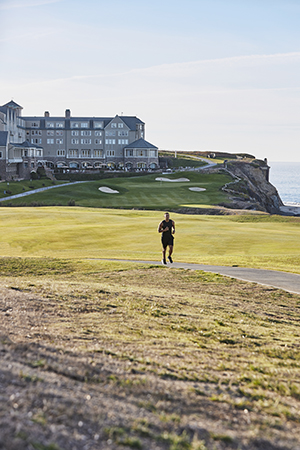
[{"left": 219, "top": 159, "right": 284, "bottom": 214}]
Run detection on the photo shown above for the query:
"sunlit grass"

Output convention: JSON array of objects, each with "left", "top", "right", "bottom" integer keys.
[{"left": 0, "top": 207, "right": 300, "bottom": 272}]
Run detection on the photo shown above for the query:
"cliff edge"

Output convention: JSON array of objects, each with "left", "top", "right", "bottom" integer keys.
[{"left": 218, "top": 159, "right": 284, "bottom": 214}]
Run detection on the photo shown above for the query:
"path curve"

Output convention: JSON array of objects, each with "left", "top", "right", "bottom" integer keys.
[
  {"left": 0, "top": 181, "right": 88, "bottom": 202},
  {"left": 97, "top": 259, "right": 300, "bottom": 295}
]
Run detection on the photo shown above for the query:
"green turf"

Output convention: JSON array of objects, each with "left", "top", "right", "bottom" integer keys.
[
  {"left": 0, "top": 178, "right": 66, "bottom": 198},
  {"left": 0, "top": 171, "right": 232, "bottom": 209},
  {"left": 0, "top": 207, "right": 300, "bottom": 273}
]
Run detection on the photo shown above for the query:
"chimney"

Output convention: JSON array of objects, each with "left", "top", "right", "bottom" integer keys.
[
  {"left": 44, "top": 111, "right": 50, "bottom": 117},
  {"left": 65, "top": 109, "right": 71, "bottom": 118}
]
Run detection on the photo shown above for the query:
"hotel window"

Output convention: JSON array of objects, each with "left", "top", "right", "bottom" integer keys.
[
  {"left": 105, "top": 131, "right": 115, "bottom": 136},
  {"left": 46, "top": 122, "right": 54, "bottom": 128},
  {"left": 94, "top": 121, "right": 104, "bottom": 129},
  {"left": 126, "top": 149, "right": 133, "bottom": 156},
  {"left": 94, "top": 150, "right": 103, "bottom": 157},
  {"left": 71, "top": 122, "right": 79, "bottom": 128},
  {"left": 118, "top": 130, "right": 128, "bottom": 136},
  {"left": 31, "top": 122, "right": 39, "bottom": 128},
  {"left": 47, "top": 130, "right": 54, "bottom": 136},
  {"left": 47, "top": 138, "right": 54, "bottom": 144},
  {"left": 81, "top": 138, "right": 91, "bottom": 144},
  {"left": 56, "top": 122, "right": 64, "bottom": 128},
  {"left": 94, "top": 130, "right": 102, "bottom": 136},
  {"left": 31, "top": 138, "right": 42, "bottom": 144},
  {"left": 57, "top": 149, "right": 65, "bottom": 156},
  {"left": 107, "top": 150, "right": 115, "bottom": 156},
  {"left": 68, "top": 149, "right": 78, "bottom": 157},
  {"left": 31, "top": 130, "right": 42, "bottom": 135},
  {"left": 81, "top": 130, "right": 91, "bottom": 136},
  {"left": 56, "top": 138, "right": 63, "bottom": 144},
  {"left": 111, "top": 123, "right": 117, "bottom": 128},
  {"left": 118, "top": 123, "right": 124, "bottom": 128},
  {"left": 95, "top": 139, "right": 102, "bottom": 145},
  {"left": 71, "top": 130, "right": 79, "bottom": 136},
  {"left": 36, "top": 150, "right": 42, "bottom": 157},
  {"left": 71, "top": 138, "right": 79, "bottom": 144},
  {"left": 105, "top": 139, "right": 115, "bottom": 145},
  {"left": 81, "top": 122, "right": 88, "bottom": 128},
  {"left": 118, "top": 139, "right": 128, "bottom": 145},
  {"left": 56, "top": 131, "right": 63, "bottom": 136},
  {"left": 81, "top": 149, "right": 91, "bottom": 157}
]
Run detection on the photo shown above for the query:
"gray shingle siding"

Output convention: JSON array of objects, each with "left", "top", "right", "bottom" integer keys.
[
  {"left": 0, "top": 131, "right": 8, "bottom": 147},
  {"left": 0, "top": 101, "right": 159, "bottom": 179}
]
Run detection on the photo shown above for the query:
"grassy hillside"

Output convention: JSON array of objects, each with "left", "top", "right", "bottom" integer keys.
[
  {"left": 0, "top": 172, "right": 232, "bottom": 210},
  {"left": 1, "top": 258, "right": 300, "bottom": 449},
  {"left": 0, "top": 207, "right": 300, "bottom": 272}
]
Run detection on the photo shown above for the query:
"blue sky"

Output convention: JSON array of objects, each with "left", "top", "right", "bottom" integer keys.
[{"left": 1, "top": 0, "right": 300, "bottom": 161}]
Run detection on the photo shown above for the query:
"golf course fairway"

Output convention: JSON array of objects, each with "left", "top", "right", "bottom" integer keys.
[{"left": 0, "top": 207, "right": 300, "bottom": 273}]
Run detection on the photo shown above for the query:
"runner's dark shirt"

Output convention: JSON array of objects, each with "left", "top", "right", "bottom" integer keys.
[{"left": 161, "top": 220, "right": 174, "bottom": 237}]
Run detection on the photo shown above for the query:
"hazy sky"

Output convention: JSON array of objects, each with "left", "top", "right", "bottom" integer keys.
[{"left": 1, "top": 0, "right": 300, "bottom": 161}]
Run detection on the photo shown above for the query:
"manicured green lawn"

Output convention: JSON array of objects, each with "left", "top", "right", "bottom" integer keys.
[
  {"left": 1, "top": 207, "right": 300, "bottom": 273},
  {"left": 0, "top": 178, "right": 66, "bottom": 198},
  {"left": 0, "top": 171, "right": 232, "bottom": 209}
]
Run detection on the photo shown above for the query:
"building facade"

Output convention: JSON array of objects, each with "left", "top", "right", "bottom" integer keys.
[{"left": 0, "top": 100, "right": 159, "bottom": 180}]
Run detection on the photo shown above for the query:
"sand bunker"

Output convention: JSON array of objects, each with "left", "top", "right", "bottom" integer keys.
[
  {"left": 98, "top": 187, "right": 119, "bottom": 194},
  {"left": 155, "top": 177, "right": 190, "bottom": 182},
  {"left": 189, "top": 187, "right": 206, "bottom": 192}
]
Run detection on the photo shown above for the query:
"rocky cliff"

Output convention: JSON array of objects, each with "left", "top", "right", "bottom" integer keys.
[{"left": 218, "top": 159, "right": 284, "bottom": 214}]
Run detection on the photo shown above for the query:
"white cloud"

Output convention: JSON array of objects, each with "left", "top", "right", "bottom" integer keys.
[
  {"left": 0, "top": 0, "right": 62, "bottom": 10},
  {"left": 1, "top": 50, "right": 299, "bottom": 161},
  {"left": 0, "top": 28, "right": 56, "bottom": 43}
]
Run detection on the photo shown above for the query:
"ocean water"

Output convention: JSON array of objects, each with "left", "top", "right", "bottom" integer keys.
[{"left": 269, "top": 162, "right": 300, "bottom": 206}]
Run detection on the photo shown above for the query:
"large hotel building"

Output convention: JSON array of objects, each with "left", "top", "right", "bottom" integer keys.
[{"left": 0, "top": 100, "right": 159, "bottom": 180}]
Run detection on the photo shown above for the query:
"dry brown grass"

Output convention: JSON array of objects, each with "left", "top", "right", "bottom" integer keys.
[{"left": 1, "top": 258, "right": 300, "bottom": 449}]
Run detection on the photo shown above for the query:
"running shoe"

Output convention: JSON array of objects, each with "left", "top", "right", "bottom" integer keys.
[
  {"left": 168, "top": 256, "right": 173, "bottom": 264},
  {"left": 162, "top": 258, "right": 167, "bottom": 265}
]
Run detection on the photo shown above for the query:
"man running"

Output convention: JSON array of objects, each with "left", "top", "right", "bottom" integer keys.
[{"left": 158, "top": 212, "right": 175, "bottom": 265}]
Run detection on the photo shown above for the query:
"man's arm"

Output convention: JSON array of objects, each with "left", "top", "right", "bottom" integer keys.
[
  {"left": 158, "top": 221, "right": 164, "bottom": 233},
  {"left": 172, "top": 220, "right": 175, "bottom": 234}
]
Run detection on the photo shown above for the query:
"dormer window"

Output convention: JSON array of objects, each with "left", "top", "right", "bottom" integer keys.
[{"left": 111, "top": 123, "right": 117, "bottom": 128}]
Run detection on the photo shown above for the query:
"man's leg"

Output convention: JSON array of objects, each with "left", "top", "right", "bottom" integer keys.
[
  {"left": 168, "top": 245, "right": 173, "bottom": 263},
  {"left": 162, "top": 246, "right": 167, "bottom": 265}
]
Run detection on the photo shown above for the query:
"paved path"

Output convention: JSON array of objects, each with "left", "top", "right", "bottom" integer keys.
[
  {"left": 0, "top": 181, "right": 88, "bottom": 202},
  {"left": 99, "top": 259, "right": 300, "bottom": 295}
]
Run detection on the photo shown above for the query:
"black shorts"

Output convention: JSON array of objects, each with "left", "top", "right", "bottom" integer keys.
[{"left": 162, "top": 235, "right": 174, "bottom": 249}]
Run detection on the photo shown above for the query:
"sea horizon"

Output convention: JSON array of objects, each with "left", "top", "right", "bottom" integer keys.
[{"left": 269, "top": 161, "right": 300, "bottom": 206}]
